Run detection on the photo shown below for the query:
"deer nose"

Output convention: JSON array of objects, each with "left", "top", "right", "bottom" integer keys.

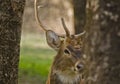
[{"left": 75, "top": 63, "right": 84, "bottom": 71}]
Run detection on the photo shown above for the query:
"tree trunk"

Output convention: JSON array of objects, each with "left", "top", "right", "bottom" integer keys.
[
  {"left": 73, "top": 0, "right": 87, "bottom": 34},
  {"left": 85, "top": 0, "right": 120, "bottom": 84},
  {"left": 0, "top": 0, "right": 25, "bottom": 84}
]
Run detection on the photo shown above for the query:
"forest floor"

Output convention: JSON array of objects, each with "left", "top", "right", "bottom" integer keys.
[{"left": 18, "top": 33, "right": 55, "bottom": 84}]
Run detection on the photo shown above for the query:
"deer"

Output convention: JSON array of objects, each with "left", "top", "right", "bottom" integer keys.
[{"left": 34, "top": 0, "right": 86, "bottom": 84}]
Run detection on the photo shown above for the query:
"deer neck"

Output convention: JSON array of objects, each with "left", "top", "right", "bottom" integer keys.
[
  {"left": 48, "top": 55, "right": 81, "bottom": 84},
  {"left": 48, "top": 68, "right": 81, "bottom": 84}
]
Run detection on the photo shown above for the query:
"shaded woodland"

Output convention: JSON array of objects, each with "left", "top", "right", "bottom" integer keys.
[{"left": 0, "top": 0, "right": 120, "bottom": 84}]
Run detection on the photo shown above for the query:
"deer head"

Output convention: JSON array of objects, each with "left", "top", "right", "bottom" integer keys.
[{"left": 34, "top": 0, "right": 86, "bottom": 83}]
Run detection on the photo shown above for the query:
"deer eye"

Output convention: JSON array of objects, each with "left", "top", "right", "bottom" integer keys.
[{"left": 64, "top": 49, "right": 70, "bottom": 55}]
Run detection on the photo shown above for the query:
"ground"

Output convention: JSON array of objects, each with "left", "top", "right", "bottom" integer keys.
[{"left": 18, "top": 33, "right": 55, "bottom": 84}]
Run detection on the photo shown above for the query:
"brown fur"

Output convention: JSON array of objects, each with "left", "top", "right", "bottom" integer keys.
[
  {"left": 34, "top": 0, "right": 86, "bottom": 83},
  {"left": 46, "top": 37, "right": 85, "bottom": 84}
]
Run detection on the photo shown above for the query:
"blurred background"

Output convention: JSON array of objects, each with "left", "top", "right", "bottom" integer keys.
[
  {"left": 1, "top": 0, "right": 119, "bottom": 84},
  {"left": 18, "top": 0, "right": 74, "bottom": 84}
]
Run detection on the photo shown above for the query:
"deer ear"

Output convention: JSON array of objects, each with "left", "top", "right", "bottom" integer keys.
[{"left": 46, "top": 30, "right": 61, "bottom": 51}]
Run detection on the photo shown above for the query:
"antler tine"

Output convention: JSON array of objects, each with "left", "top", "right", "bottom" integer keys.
[
  {"left": 61, "top": 18, "right": 70, "bottom": 37},
  {"left": 34, "top": 0, "right": 47, "bottom": 31},
  {"left": 35, "top": 0, "right": 69, "bottom": 37},
  {"left": 74, "top": 31, "right": 86, "bottom": 38}
]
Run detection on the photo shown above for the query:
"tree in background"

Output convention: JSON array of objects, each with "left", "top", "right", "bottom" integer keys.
[
  {"left": 85, "top": 0, "right": 120, "bottom": 84},
  {"left": 0, "top": 0, "right": 25, "bottom": 84},
  {"left": 73, "top": 0, "right": 87, "bottom": 34}
]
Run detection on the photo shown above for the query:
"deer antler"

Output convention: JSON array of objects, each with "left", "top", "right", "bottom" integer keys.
[
  {"left": 61, "top": 18, "right": 85, "bottom": 38},
  {"left": 74, "top": 31, "right": 86, "bottom": 38},
  {"left": 34, "top": 0, "right": 85, "bottom": 38},
  {"left": 34, "top": 0, "right": 70, "bottom": 38},
  {"left": 34, "top": 0, "right": 47, "bottom": 31},
  {"left": 61, "top": 18, "right": 70, "bottom": 37}
]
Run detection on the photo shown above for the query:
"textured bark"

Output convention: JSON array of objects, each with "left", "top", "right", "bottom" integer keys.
[
  {"left": 73, "top": 0, "right": 87, "bottom": 34},
  {"left": 85, "top": 0, "right": 120, "bottom": 84},
  {"left": 0, "top": 0, "right": 25, "bottom": 84}
]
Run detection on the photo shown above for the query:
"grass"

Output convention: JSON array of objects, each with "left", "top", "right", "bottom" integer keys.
[{"left": 19, "top": 33, "right": 56, "bottom": 84}]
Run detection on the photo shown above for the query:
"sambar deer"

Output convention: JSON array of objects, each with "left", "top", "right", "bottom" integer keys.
[{"left": 34, "top": 0, "right": 86, "bottom": 84}]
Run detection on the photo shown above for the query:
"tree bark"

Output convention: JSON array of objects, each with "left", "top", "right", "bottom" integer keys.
[
  {"left": 0, "top": 0, "right": 25, "bottom": 84},
  {"left": 73, "top": 0, "right": 87, "bottom": 34},
  {"left": 85, "top": 0, "right": 120, "bottom": 84}
]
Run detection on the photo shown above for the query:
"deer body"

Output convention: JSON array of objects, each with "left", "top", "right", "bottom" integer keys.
[{"left": 34, "top": 0, "right": 86, "bottom": 84}]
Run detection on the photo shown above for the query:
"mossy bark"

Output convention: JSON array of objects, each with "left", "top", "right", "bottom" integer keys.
[
  {"left": 73, "top": 0, "right": 87, "bottom": 34},
  {"left": 0, "top": 0, "right": 25, "bottom": 84},
  {"left": 85, "top": 0, "right": 120, "bottom": 84}
]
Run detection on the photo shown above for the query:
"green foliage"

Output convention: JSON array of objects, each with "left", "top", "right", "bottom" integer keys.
[
  {"left": 19, "top": 34, "right": 55, "bottom": 84},
  {"left": 19, "top": 47, "right": 54, "bottom": 76}
]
